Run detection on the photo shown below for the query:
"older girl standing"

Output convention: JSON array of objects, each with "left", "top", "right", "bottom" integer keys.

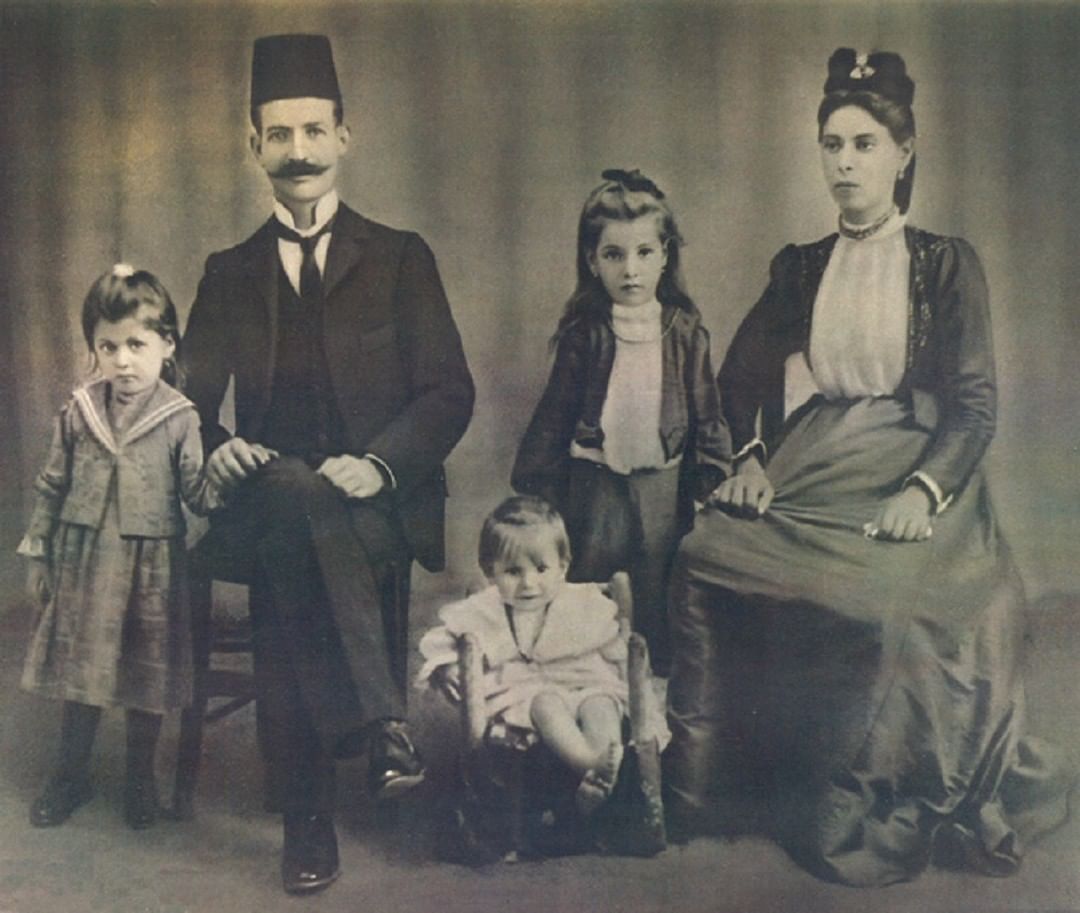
[{"left": 513, "top": 170, "right": 732, "bottom": 675}]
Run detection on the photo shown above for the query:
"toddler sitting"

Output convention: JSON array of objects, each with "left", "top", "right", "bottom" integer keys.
[{"left": 416, "top": 496, "right": 633, "bottom": 812}]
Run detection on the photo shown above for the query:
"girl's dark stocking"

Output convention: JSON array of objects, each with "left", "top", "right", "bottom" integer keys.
[
  {"left": 29, "top": 701, "right": 100, "bottom": 827},
  {"left": 125, "top": 709, "right": 162, "bottom": 829},
  {"left": 57, "top": 700, "right": 102, "bottom": 781}
]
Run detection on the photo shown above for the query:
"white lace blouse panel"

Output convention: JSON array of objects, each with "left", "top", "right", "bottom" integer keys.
[{"left": 808, "top": 213, "right": 910, "bottom": 400}]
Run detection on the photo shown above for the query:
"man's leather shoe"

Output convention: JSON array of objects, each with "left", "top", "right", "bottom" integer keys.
[
  {"left": 281, "top": 813, "right": 340, "bottom": 895},
  {"left": 367, "top": 719, "right": 425, "bottom": 800},
  {"left": 30, "top": 776, "right": 94, "bottom": 827}
]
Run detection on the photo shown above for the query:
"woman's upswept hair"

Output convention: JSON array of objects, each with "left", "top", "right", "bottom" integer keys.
[
  {"left": 554, "top": 169, "right": 696, "bottom": 345},
  {"left": 817, "top": 50, "right": 917, "bottom": 214},
  {"left": 81, "top": 265, "right": 184, "bottom": 388},
  {"left": 478, "top": 495, "right": 571, "bottom": 578}
]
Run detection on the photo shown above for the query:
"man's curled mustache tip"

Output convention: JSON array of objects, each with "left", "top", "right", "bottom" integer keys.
[{"left": 270, "top": 162, "right": 332, "bottom": 179}]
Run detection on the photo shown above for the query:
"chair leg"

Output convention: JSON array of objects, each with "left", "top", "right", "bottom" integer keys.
[
  {"left": 507, "top": 749, "right": 526, "bottom": 860},
  {"left": 459, "top": 633, "right": 487, "bottom": 750},
  {"left": 627, "top": 632, "right": 651, "bottom": 744},
  {"left": 247, "top": 580, "right": 284, "bottom": 813},
  {"left": 173, "top": 707, "right": 205, "bottom": 820},
  {"left": 173, "top": 568, "right": 213, "bottom": 819}
]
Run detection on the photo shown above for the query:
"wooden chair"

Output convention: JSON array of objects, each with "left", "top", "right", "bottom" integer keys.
[
  {"left": 444, "top": 572, "right": 665, "bottom": 860},
  {"left": 171, "top": 540, "right": 259, "bottom": 820},
  {"left": 171, "top": 533, "right": 411, "bottom": 819}
]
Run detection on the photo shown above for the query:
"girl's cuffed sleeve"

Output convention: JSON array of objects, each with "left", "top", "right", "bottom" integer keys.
[
  {"left": 174, "top": 408, "right": 223, "bottom": 516},
  {"left": 22, "top": 406, "right": 75, "bottom": 552}
]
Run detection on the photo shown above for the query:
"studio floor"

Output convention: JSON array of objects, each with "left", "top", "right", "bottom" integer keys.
[{"left": 1, "top": 593, "right": 1078, "bottom": 913}]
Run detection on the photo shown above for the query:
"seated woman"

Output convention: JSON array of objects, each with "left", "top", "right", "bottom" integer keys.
[{"left": 664, "top": 48, "right": 1071, "bottom": 886}]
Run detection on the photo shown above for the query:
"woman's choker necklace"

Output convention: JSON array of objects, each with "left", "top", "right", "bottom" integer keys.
[{"left": 839, "top": 207, "right": 896, "bottom": 241}]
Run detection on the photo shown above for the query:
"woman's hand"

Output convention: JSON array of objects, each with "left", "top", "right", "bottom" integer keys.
[
  {"left": 26, "top": 559, "right": 51, "bottom": 605},
  {"left": 864, "top": 485, "right": 933, "bottom": 542},
  {"left": 707, "top": 455, "right": 775, "bottom": 518}
]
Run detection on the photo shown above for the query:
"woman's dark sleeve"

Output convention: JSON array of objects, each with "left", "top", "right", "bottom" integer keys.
[
  {"left": 510, "top": 328, "right": 588, "bottom": 509},
  {"left": 717, "top": 245, "right": 799, "bottom": 461},
  {"left": 912, "top": 239, "right": 997, "bottom": 501},
  {"left": 686, "top": 320, "right": 733, "bottom": 500}
]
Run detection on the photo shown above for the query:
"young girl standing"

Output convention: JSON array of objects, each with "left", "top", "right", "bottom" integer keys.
[
  {"left": 18, "top": 265, "right": 217, "bottom": 829},
  {"left": 512, "top": 170, "right": 732, "bottom": 674}
]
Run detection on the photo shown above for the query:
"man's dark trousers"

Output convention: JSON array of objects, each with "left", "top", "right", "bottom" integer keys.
[{"left": 206, "top": 456, "right": 409, "bottom": 814}]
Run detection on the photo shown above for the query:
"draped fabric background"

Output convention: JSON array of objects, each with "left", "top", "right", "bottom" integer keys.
[{"left": 1, "top": 1, "right": 1078, "bottom": 613}]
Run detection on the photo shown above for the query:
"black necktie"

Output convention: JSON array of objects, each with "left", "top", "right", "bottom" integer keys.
[{"left": 272, "top": 217, "right": 335, "bottom": 301}]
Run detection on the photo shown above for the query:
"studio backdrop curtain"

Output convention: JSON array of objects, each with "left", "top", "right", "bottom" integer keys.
[{"left": 1, "top": 1, "right": 1078, "bottom": 610}]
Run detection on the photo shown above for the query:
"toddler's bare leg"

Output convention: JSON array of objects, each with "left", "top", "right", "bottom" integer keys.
[
  {"left": 575, "top": 695, "right": 624, "bottom": 815},
  {"left": 530, "top": 691, "right": 605, "bottom": 775},
  {"left": 577, "top": 695, "right": 623, "bottom": 756}
]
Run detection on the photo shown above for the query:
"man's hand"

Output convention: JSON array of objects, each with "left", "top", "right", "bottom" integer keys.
[
  {"left": 206, "top": 438, "right": 278, "bottom": 489},
  {"left": 318, "top": 455, "right": 386, "bottom": 500},
  {"left": 26, "top": 559, "right": 50, "bottom": 605},
  {"left": 707, "top": 455, "right": 775, "bottom": 518},
  {"left": 864, "top": 485, "right": 933, "bottom": 542}
]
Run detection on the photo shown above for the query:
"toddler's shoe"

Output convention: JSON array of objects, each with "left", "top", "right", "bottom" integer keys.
[
  {"left": 367, "top": 719, "right": 425, "bottom": 800},
  {"left": 30, "top": 776, "right": 94, "bottom": 827}
]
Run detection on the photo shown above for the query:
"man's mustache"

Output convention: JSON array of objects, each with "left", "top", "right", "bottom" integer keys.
[{"left": 270, "top": 161, "right": 331, "bottom": 179}]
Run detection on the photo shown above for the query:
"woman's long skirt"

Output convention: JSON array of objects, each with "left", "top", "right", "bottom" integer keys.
[{"left": 666, "top": 396, "right": 1070, "bottom": 885}]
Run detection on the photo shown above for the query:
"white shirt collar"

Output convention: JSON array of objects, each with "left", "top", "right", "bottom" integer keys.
[
  {"left": 611, "top": 298, "right": 662, "bottom": 323},
  {"left": 273, "top": 190, "right": 340, "bottom": 237},
  {"left": 610, "top": 299, "right": 663, "bottom": 343}
]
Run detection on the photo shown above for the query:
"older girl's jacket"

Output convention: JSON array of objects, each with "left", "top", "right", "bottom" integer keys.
[
  {"left": 24, "top": 378, "right": 214, "bottom": 548},
  {"left": 512, "top": 304, "right": 733, "bottom": 521}
]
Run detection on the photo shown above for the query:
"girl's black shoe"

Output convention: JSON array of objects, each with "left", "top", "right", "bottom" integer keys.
[{"left": 30, "top": 777, "right": 94, "bottom": 827}]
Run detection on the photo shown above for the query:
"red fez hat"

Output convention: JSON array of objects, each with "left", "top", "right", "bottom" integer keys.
[{"left": 251, "top": 34, "right": 342, "bottom": 109}]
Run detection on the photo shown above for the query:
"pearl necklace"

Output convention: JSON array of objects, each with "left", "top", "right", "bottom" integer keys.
[{"left": 839, "top": 207, "right": 897, "bottom": 241}]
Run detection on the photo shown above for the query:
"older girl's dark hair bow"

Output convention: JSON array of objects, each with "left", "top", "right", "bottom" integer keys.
[{"left": 601, "top": 168, "right": 665, "bottom": 199}]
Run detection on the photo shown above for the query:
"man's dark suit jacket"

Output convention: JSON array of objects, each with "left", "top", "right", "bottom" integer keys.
[{"left": 184, "top": 203, "right": 474, "bottom": 571}]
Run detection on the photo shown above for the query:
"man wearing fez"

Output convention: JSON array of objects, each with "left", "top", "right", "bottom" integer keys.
[{"left": 184, "top": 34, "right": 474, "bottom": 894}]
